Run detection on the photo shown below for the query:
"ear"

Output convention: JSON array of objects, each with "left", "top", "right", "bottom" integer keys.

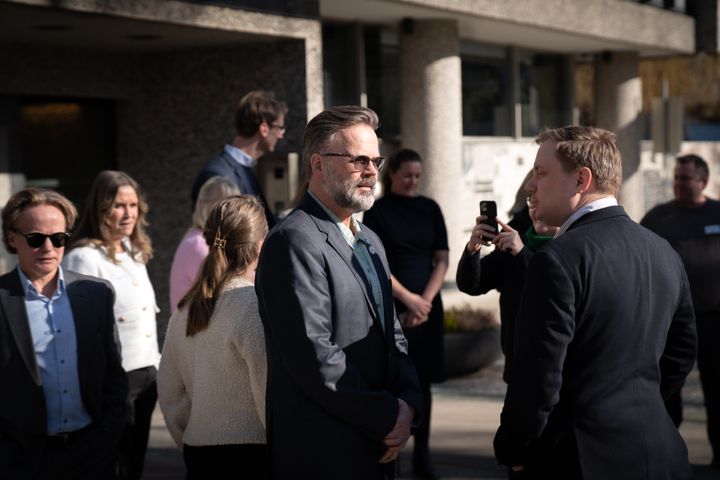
[
  {"left": 6, "top": 230, "right": 17, "bottom": 251},
  {"left": 258, "top": 121, "right": 270, "bottom": 138},
  {"left": 310, "top": 153, "right": 323, "bottom": 175},
  {"left": 576, "top": 167, "right": 593, "bottom": 193}
]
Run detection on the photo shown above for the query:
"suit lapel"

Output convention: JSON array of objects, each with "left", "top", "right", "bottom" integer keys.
[
  {"left": 300, "top": 195, "right": 382, "bottom": 327},
  {"left": 223, "top": 152, "right": 255, "bottom": 195},
  {"left": 0, "top": 270, "right": 41, "bottom": 384}
]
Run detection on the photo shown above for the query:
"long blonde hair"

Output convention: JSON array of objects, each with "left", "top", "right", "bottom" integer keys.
[{"left": 179, "top": 195, "right": 268, "bottom": 336}]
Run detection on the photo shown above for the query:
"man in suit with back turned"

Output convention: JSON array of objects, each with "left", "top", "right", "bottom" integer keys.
[
  {"left": 0, "top": 188, "right": 127, "bottom": 479},
  {"left": 191, "top": 90, "right": 287, "bottom": 228},
  {"left": 255, "top": 106, "right": 422, "bottom": 479},
  {"left": 493, "top": 126, "right": 697, "bottom": 479}
]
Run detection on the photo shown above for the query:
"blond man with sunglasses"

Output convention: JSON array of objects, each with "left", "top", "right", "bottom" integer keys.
[{"left": 0, "top": 187, "right": 127, "bottom": 479}]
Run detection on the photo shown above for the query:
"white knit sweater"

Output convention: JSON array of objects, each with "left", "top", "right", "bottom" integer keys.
[{"left": 157, "top": 276, "right": 266, "bottom": 447}]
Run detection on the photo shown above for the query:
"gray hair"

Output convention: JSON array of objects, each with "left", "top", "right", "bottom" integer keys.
[
  {"left": 302, "top": 106, "right": 379, "bottom": 180},
  {"left": 192, "top": 176, "right": 241, "bottom": 229}
]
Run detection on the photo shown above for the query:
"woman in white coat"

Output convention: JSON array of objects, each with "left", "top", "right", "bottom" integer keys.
[
  {"left": 158, "top": 195, "right": 269, "bottom": 479},
  {"left": 63, "top": 170, "right": 159, "bottom": 480}
]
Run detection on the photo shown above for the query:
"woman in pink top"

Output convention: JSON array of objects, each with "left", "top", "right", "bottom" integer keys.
[{"left": 169, "top": 177, "right": 240, "bottom": 312}]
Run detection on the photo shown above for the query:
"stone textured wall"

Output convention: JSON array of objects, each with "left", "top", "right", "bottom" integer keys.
[{"left": 0, "top": 40, "right": 308, "bottom": 336}]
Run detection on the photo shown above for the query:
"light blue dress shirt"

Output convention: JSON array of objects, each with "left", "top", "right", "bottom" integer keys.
[
  {"left": 308, "top": 192, "right": 386, "bottom": 328},
  {"left": 19, "top": 266, "right": 92, "bottom": 434},
  {"left": 224, "top": 144, "right": 257, "bottom": 167}
]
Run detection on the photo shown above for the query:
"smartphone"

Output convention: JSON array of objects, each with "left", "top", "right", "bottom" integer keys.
[{"left": 479, "top": 200, "right": 498, "bottom": 239}]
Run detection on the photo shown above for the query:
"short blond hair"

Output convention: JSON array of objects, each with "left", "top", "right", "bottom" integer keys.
[
  {"left": 536, "top": 126, "right": 622, "bottom": 195},
  {"left": 2, "top": 188, "right": 77, "bottom": 254}
]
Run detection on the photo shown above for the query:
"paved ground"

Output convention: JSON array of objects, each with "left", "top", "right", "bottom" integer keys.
[{"left": 142, "top": 361, "right": 720, "bottom": 479}]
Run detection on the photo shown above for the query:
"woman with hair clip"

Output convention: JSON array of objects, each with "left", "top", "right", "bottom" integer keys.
[
  {"left": 363, "top": 148, "right": 449, "bottom": 480},
  {"left": 157, "top": 195, "right": 269, "bottom": 479},
  {"left": 63, "top": 170, "right": 159, "bottom": 480}
]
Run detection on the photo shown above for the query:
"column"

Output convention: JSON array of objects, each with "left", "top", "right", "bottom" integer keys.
[
  {"left": 399, "top": 19, "right": 465, "bottom": 278},
  {"left": 594, "top": 51, "right": 643, "bottom": 220}
]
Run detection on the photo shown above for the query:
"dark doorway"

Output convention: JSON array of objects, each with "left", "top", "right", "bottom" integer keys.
[{"left": 18, "top": 96, "right": 116, "bottom": 207}]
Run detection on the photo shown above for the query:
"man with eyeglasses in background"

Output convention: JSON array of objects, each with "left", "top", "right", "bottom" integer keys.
[
  {"left": 0, "top": 188, "right": 127, "bottom": 479},
  {"left": 255, "top": 106, "right": 421, "bottom": 479},
  {"left": 641, "top": 153, "right": 720, "bottom": 469},
  {"left": 191, "top": 90, "right": 288, "bottom": 228}
]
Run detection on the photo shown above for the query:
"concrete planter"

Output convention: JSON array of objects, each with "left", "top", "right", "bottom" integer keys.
[{"left": 444, "top": 329, "right": 501, "bottom": 378}]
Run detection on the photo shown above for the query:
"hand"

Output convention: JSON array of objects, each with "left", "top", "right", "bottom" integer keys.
[
  {"left": 467, "top": 215, "right": 498, "bottom": 253},
  {"left": 380, "top": 398, "right": 415, "bottom": 463},
  {"left": 492, "top": 219, "right": 524, "bottom": 256},
  {"left": 404, "top": 293, "right": 432, "bottom": 320},
  {"left": 403, "top": 312, "right": 429, "bottom": 328}
]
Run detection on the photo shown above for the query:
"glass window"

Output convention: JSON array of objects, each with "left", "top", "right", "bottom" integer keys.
[
  {"left": 365, "top": 27, "right": 400, "bottom": 139},
  {"left": 519, "top": 52, "right": 569, "bottom": 137},
  {"left": 322, "top": 23, "right": 360, "bottom": 108},
  {"left": 461, "top": 43, "right": 510, "bottom": 136}
]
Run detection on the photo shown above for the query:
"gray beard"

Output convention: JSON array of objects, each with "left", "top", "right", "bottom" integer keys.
[{"left": 325, "top": 163, "right": 376, "bottom": 213}]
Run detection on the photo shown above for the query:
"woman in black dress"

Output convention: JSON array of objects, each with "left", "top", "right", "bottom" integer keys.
[{"left": 363, "top": 148, "right": 448, "bottom": 480}]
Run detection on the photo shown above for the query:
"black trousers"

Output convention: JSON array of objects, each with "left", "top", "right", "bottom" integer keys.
[
  {"left": 36, "top": 425, "right": 118, "bottom": 480},
  {"left": 183, "top": 443, "right": 268, "bottom": 479},
  {"left": 697, "top": 313, "right": 720, "bottom": 464},
  {"left": 118, "top": 366, "right": 157, "bottom": 480}
]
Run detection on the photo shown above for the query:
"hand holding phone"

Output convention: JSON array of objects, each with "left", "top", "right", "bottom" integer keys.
[{"left": 479, "top": 200, "right": 498, "bottom": 240}]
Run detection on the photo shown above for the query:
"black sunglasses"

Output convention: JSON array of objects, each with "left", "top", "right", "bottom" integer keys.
[{"left": 16, "top": 231, "right": 71, "bottom": 249}]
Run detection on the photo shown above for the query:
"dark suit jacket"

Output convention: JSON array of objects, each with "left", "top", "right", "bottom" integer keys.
[
  {"left": 494, "top": 206, "right": 697, "bottom": 480},
  {"left": 255, "top": 193, "right": 422, "bottom": 480},
  {"left": 191, "top": 150, "right": 276, "bottom": 228},
  {"left": 0, "top": 269, "right": 128, "bottom": 475}
]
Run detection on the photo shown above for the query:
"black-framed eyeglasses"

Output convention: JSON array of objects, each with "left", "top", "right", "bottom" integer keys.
[
  {"left": 270, "top": 123, "right": 286, "bottom": 133},
  {"left": 14, "top": 231, "right": 71, "bottom": 249},
  {"left": 321, "top": 152, "right": 385, "bottom": 171}
]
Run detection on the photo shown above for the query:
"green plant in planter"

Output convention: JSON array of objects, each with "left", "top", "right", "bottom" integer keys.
[
  {"left": 443, "top": 304, "right": 501, "bottom": 377},
  {"left": 443, "top": 304, "right": 499, "bottom": 333}
]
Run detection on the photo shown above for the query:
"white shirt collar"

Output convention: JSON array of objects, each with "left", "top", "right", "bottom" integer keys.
[
  {"left": 224, "top": 144, "right": 256, "bottom": 168},
  {"left": 555, "top": 197, "right": 618, "bottom": 238}
]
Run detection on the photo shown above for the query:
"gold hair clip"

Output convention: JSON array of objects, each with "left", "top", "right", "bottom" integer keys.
[{"left": 213, "top": 226, "right": 227, "bottom": 249}]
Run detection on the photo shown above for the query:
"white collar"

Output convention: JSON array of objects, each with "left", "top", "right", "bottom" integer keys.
[{"left": 555, "top": 197, "right": 618, "bottom": 238}]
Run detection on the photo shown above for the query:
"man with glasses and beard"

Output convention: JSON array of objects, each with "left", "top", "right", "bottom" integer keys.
[
  {"left": 191, "top": 90, "right": 288, "bottom": 228},
  {"left": 0, "top": 188, "right": 127, "bottom": 479},
  {"left": 255, "top": 106, "right": 422, "bottom": 479}
]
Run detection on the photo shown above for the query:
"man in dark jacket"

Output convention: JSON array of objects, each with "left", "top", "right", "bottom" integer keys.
[
  {"left": 494, "top": 126, "right": 697, "bottom": 479},
  {"left": 191, "top": 90, "right": 287, "bottom": 228},
  {"left": 0, "top": 188, "right": 127, "bottom": 479}
]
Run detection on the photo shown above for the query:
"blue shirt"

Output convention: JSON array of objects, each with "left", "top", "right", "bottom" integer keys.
[
  {"left": 19, "top": 266, "right": 92, "bottom": 434},
  {"left": 308, "top": 191, "right": 386, "bottom": 328},
  {"left": 224, "top": 144, "right": 257, "bottom": 167}
]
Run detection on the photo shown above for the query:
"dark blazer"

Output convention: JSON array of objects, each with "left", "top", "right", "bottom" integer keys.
[
  {"left": 255, "top": 193, "right": 422, "bottom": 480},
  {"left": 494, "top": 206, "right": 697, "bottom": 479},
  {"left": 191, "top": 150, "right": 276, "bottom": 228},
  {"left": 0, "top": 269, "right": 128, "bottom": 475}
]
